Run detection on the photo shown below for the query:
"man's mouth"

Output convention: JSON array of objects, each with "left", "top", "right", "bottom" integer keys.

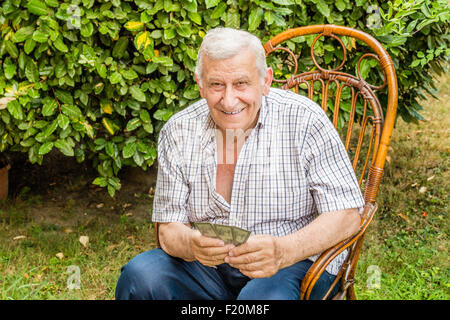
[{"left": 222, "top": 107, "right": 245, "bottom": 115}]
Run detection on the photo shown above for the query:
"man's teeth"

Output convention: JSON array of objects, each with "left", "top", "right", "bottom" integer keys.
[{"left": 223, "top": 108, "right": 243, "bottom": 115}]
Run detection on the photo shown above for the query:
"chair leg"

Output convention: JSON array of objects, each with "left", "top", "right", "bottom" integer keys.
[{"left": 346, "top": 283, "right": 357, "bottom": 300}]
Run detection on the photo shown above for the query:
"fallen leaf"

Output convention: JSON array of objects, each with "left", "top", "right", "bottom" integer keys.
[
  {"left": 397, "top": 213, "right": 411, "bottom": 223},
  {"left": 13, "top": 235, "right": 26, "bottom": 240},
  {"left": 55, "top": 252, "right": 64, "bottom": 260},
  {"left": 419, "top": 186, "right": 427, "bottom": 193},
  {"left": 63, "top": 228, "right": 73, "bottom": 234},
  {"left": 427, "top": 175, "right": 435, "bottom": 181},
  {"left": 96, "top": 203, "right": 104, "bottom": 208},
  {"left": 123, "top": 203, "right": 132, "bottom": 209},
  {"left": 79, "top": 235, "right": 89, "bottom": 247},
  {"left": 422, "top": 211, "right": 428, "bottom": 217}
]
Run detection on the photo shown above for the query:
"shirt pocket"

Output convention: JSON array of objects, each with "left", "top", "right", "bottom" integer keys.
[{"left": 250, "top": 161, "right": 305, "bottom": 219}]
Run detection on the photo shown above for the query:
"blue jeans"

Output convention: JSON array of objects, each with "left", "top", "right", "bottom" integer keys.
[{"left": 115, "top": 248, "right": 339, "bottom": 300}]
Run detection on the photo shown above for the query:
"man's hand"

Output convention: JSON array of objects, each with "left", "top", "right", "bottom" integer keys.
[
  {"left": 189, "top": 230, "right": 235, "bottom": 267},
  {"left": 225, "top": 234, "right": 285, "bottom": 278}
]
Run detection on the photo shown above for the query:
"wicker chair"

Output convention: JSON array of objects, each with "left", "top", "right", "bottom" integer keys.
[
  {"left": 154, "top": 24, "right": 398, "bottom": 300},
  {"left": 263, "top": 24, "right": 398, "bottom": 299}
]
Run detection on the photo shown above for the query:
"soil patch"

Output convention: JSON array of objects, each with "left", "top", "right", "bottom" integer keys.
[{"left": 5, "top": 151, "right": 156, "bottom": 229}]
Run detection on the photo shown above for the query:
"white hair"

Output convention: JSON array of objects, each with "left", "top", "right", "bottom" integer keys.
[{"left": 195, "top": 28, "right": 268, "bottom": 86}]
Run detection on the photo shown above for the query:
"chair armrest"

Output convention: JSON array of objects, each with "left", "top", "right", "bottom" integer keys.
[{"left": 299, "top": 202, "right": 378, "bottom": 300}]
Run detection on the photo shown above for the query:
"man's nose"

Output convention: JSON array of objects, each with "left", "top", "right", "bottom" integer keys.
[{"left": 220, "top": 86, "right": 239, "bottom": 110}]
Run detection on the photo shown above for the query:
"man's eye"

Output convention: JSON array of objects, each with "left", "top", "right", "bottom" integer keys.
[{"left": 236, "top": 81, "right": 248, "bottom": 87}]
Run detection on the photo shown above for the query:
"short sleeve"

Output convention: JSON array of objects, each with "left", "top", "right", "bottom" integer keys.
[
  {"left": 151, "top": 125, "right": 190, "bottom": 223},
  {"left": 302, "top": 109, "right": 365, "bottom": 214}
]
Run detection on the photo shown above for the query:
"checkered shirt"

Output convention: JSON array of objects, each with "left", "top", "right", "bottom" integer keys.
[{"left": 152, "top": 87, "right": 365, "bottom": 275}]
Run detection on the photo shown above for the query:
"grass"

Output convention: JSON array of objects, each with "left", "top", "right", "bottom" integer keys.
[
  {"left": 0, "top": 76, "right": 449, "bottom": 300},
  {"left": 353, "top": 74, "right": 450, "bottom": 299}
]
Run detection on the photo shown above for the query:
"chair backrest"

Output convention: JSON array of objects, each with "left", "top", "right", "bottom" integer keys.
[
  {"left": 264, "top": 25, "right": 398, "bottom": 206},
  {"left": 264, "top": 25, "right": 398, "bottom": 299}
]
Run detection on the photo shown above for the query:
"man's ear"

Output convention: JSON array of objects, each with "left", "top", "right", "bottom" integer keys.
[
  {"left": 195, "top": 73, "right": 205, "bottom": 98},
  {"left": 262, "top": 67, "right": 273, "bottom": 96}
]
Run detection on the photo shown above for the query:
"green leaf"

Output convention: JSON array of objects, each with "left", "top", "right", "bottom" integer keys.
[
  {"left": 32, "top": 29, "right": 49, "bottom": 43},
  {"left": 139, "top": 109, "right": 151, "bottom": 123},
  {"left": 61, "top": 104, "right": 82, "bottom": 120},
  {"left": 7, "top": 99, "right": 24, "bottom": 120},
  {"left": 205, "top": 0, "right": 220, "bottom": 9},
  {"left": 113, "top": 37, "right": 129, "bottom": 58},
  {"left": 211, "top": 2, "right": 227, "bottom": 19},
  {"left": 271, "top": 0, "right": 294, "bottom": 5},
  {"left": 110, "top": 71, "right": 122, "bottom": 84},
  {"left": 176, "top": 25, "right": 191, "bottom": 38},
  {"left": 335, "top": 0, "right": 346, "bottom": 12},
  {"left": 249, "top": 8, "right": 264, "bottom": 31},
  {"left": 122, "top": 142, "right": 136, "bottom": 158},
  {"left": 4, "top": 40, "right": 19, "bottom": 58},
  {"left": 57, "top": 113, "right": 70, "bottom": 130},
  {"left": 152, "top": 56, "right": 173, "bottom": 67},
  {"left": 81, "top": 22, "right": 94, "bottom": 37},
  {"left": 24, "top": 38, "right": 36, "bottom": 54},
  {"left": 53, "top": 35, "right": 68, "bottom": 52},
  {"left": 121, "top": 68, "right": 138, "bottom": 80},
  {"left": 83, "top": 121, "right": 95, "bottom": 138},
  {"left": 188, "top": 11, "right": 202, "bottom": 25},
  {"left": 55, "top": 89, "right": 74, "bottom": 105},
  {"left": 164, "top": 28, "right": 176, "bottom": 40},
  {"left": 153, "top": 108, "right": 173, "bottom": 121},
  {"left": 27, "top": 0, "right": 50, "bottom": 16},
  {"left": 316, "top": 0, "right": 331, "bottom": 18},
  {"left": 142, "top": 122, "right": 153, "bottom": 134},
  {"left": 42, "top": 98, "right": 58, "bottom": 116},
  {"left": 38, "top": 142, "right": 54, "bottom": 155},
  {"left": 129, "top": 85, "right": 146, "bottom": 102},
  {"left": 264, "top": 11, "right": 275, "bottom": 25},
  {"left": 105, "top": 142, "right": 117, "bottom": 158},
  {"left": 13, "top": 26, "right": 35, "bottom": 43},
  {"left": 25, "top": 60, "right": 39, "bottom": 82},
  {"left": 92, "top": 176, "right": 108, "bottom": 187},
  {"left": 55, "top": 139, "right": 74, "bottom": 156},
  {"left": 96, "top": 63, "right": 107, "bottom": 78},
  {"left": 3, "top": 58, "right": 17, "bottom": 80},
  {"left": 126, "top": 118, "right": 141, "bottom": 132}
]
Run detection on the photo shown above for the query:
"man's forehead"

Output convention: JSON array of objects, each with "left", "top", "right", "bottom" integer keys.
[{"left": 201, "top": 50, "right": 258, "bottom": 78}]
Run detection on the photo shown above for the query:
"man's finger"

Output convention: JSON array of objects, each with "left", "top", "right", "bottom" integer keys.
[
  {"left": 225, "top": 251, "right": 262, "bottom": 265},
  {"left": 192, "top": 232, "right": 225, "bottom": 247}
]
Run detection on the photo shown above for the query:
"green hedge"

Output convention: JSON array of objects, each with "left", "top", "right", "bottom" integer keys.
[{"left": 0, "top": 0, "right": 448, "bottom": 196}]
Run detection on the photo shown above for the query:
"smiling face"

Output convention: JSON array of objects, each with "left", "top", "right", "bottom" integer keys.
[{"left": 196, "top": 48, "right": 273, "bottom": 134}]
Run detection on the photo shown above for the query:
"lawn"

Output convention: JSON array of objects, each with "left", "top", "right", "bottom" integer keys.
[{"left": 0, "top": 76, "right": 448, "bottom": 300}]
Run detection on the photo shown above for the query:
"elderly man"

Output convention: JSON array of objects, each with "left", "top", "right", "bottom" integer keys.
[{"left": 115, "top": 27, "right": 364, "bottom": 300}]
